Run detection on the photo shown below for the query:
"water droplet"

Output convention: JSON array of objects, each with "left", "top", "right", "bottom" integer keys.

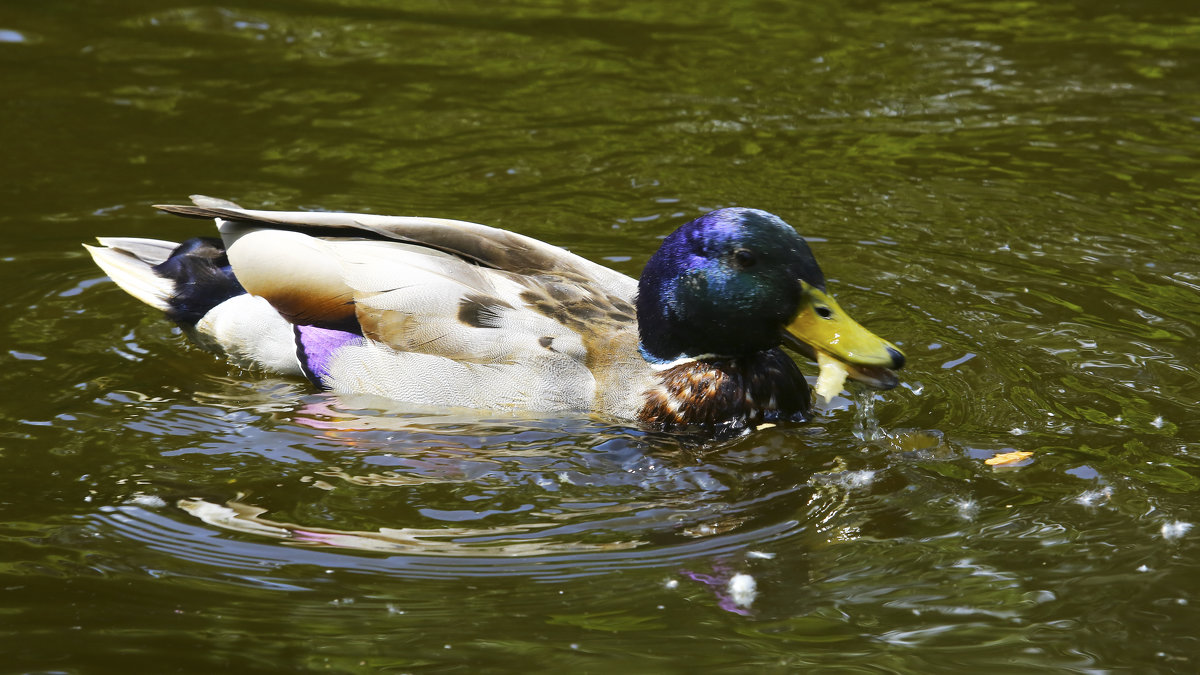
[{"left": 1161, "top": 521, "right": 1192, "bottom": 540}]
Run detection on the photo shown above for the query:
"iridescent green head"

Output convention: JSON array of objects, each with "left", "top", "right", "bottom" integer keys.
[{"left": 636, "top": 208, "right": 904, "bottom": 383}]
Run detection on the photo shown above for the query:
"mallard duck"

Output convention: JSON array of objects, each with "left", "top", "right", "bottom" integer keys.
[{"left": 85, "top": 196, "right": 904, "bottom": 433}]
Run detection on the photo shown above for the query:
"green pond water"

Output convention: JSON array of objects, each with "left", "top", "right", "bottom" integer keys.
[{"left": 3, "top": 0, "right": 1200, "bottom": 671}]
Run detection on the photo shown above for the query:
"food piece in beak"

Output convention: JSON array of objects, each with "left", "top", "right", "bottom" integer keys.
[
  {"left": 815, "top": 350, "right": 850, "bottom": 403},
  {"left": 812, "top": 348, "right": 901, "bottom": 403}
]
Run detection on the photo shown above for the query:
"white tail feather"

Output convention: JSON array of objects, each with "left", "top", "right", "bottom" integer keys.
[{"left": 83, "top": 239, "right": 178, "bottom": 311}]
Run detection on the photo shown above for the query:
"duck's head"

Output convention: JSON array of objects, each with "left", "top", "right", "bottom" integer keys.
[{"left": 636, "top": 207, "right": 904, "bottom": 388}]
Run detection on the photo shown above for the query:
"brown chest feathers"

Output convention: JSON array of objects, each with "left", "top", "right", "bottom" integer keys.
[{"left": 638, "top": 348, "right": 812, "bottom": 433}]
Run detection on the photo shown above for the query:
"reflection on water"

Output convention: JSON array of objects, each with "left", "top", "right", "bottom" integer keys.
[
  {"left": 3, "top": 0, "right": 1200, "bottom": 670},
  {"left": 155, "top": 388, "right": 942, "bottom": 560},
  {"left": 98, "top": 391, "right": 836, "bottom": 564}
]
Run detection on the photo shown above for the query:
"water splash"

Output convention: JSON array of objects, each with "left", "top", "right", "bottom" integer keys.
[{"left": 851, "top": 388, "right": 890, "bottom": 442}]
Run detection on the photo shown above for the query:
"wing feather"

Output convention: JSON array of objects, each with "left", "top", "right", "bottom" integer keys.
[{"left": 155, "top": 195, "right": 636, "bottom": 300}]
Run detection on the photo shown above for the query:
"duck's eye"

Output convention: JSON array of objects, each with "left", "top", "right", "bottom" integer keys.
[
  {"left": 815, "top": 305, "right": 833, "bottom": 319},
  {"left": 732, "top": 248, "right": 757, "bottom": 268}
]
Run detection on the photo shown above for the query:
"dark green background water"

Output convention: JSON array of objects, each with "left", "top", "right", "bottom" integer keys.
[{"left": 3, "top": 0, "right": 1199, "bottom": 672}]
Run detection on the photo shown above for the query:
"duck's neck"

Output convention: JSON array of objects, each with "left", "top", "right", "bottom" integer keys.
[
  {"left": 636, "top": 316, "right": 780, "bottom": 367},
  {"left": 638, "top": 348, "right": 811, "bottom": 432}
]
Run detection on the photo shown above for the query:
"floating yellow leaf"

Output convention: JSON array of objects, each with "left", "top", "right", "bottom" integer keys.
[{"left": 985, "top": 451, "right": 1033, "bottom": 466}]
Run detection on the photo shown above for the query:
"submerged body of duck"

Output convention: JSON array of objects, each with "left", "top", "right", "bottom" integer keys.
[{"left": 86, "top": 196, "right": 904, "bottom": 433}]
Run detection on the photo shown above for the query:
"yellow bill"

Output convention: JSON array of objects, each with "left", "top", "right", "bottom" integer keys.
[{"left": 784, "top": 282, "right": 905, "bottom": 396}]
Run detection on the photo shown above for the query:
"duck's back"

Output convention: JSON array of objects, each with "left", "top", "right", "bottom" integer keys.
[{"left": 92, "top": 196, "right": 655, "bottom": 419}]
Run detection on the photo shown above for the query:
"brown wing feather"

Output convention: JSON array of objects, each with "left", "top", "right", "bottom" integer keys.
[
  {"left": 222, "top": 229, "right": 358, "bottom": 327},
  {"left": 153, "top": 196, "right": 637, "bottom": 299}
]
